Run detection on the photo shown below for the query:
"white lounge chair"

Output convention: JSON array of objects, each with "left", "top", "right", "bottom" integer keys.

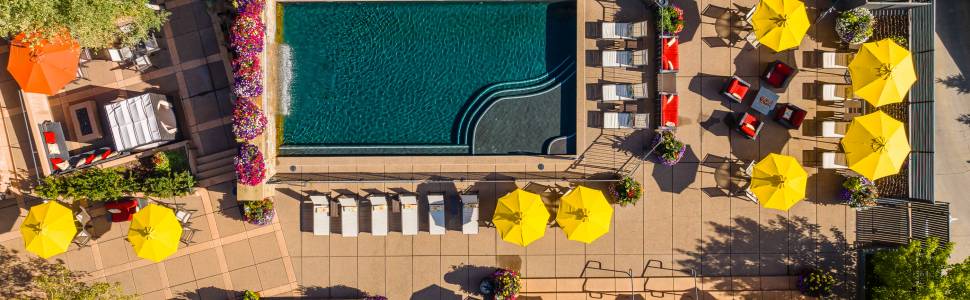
[
  {"left": 338, "top": 196, "right": 358, "bottom": 237},
  {"left": 821, "top": 84, "right": 851, "bottom": 101},
  {"left": 602, "top": 50, "right": 647, "bottom": 68},
  {"left": 400, "top": 194, "right": 419, "bottom": 236},
  {"left": 461, "top": 194, "right": 479, "bottom": 235},
  {"left": 603, "top": 112, "right": 648, "bottom": 129},
  {"left": 821, "top": 121, "right": 847, "bottom": 138},
  {"left": 311, "top": 195, "right": 330, "bottom": 236},
  {"left": 369, "top": 195, "right": 389, "bottom": 236},
  {"left": 428, "top": 193, "right": 446, "bottom": 235},
  {"left": 602, "top": 83, "right": 648, "bottom": 101},
  {"left": 822, "top": 52, "right": 850, "bottom": 69},
  {"left": 822, "top": 152, "right": 848, "bottom": 169},
  {"left": 600, "top": 21, "right": 647, "bottom": 39}
]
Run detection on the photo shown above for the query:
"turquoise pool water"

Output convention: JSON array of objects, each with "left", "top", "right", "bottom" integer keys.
[{"left": 278, "top": 1, "right": 576, "bottom": 155}]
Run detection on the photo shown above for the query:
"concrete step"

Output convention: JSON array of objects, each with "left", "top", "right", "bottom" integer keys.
[
  {"left": 196, "top": 171, "right": 236, "bottom": 188},
  {"left": 197, "top": 163, "right": 234, "bottom": 180},
  {"left": 196, "top": 148, "right": 236, "bottom": 166}
]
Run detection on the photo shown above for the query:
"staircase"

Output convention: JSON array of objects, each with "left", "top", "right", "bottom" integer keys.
[{"left": 194, "top": 148, "right": 236, "bottom": 187}]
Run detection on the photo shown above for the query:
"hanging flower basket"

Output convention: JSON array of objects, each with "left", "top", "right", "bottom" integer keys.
[
  {"left": 232, "top": 98, "right": 267, "bottom": 141},
  {"left": 235, "top": 143, "right": 266, "bottom": 186},
  {"left": 651, "top": 130, "right": 686, "bottom": 166},
  {"left": 657, "top": 5, "right": 685, "bottom": 35},
  {"left": 835, "top": 7, "right": 875, "bottom": 45},
  {"left": 242, "top": 198, "right": 275, "bottom": 226}
]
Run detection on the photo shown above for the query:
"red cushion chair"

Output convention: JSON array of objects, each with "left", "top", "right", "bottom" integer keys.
[
  {"left": 774, "top": 103, "right": 807, "bottom": 129},
  {"left": 43, "top": 131, "right": 57, "bottom": 144},
  {"left": 104, "top": 199, "right": 139, "bottom": 222},
  {"left": 721, "top": 76, "right": 751, "bottom": 103},
  {"left": 736, "top": 112, "right": 764, "bottom": 139},
  {"left": 660, "top": 93, "right": 679, "bottom": 127},
  {"left": 660, "top": 36, "right": 679, "bottom": 73},
  {"left": 762, "top": 60, "right": 796, "bottom": 89}
]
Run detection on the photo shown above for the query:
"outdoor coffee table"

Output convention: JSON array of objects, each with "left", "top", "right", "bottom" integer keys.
[{"left": 750, "top": 88, "right": 780, "bottom": 115}]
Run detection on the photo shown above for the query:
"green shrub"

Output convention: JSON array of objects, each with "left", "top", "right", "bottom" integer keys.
[
  {"left": 34, "top": 167, "right": 195, "bottom": 202},
  {"left": 609, "top": 176, "right": 643, "bottom": 206},
  {"left": 241, "top": 290, "right": 260, "bottom": 300},
  {"left": 142, "top": 171, "right": 196, "bottom": 198},
  {"left": 152, "top": 150, "right": 189, "bottom": 173}
]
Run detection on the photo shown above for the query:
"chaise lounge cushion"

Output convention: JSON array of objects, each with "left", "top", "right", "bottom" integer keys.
[
  {"left": 660, "top": 93, "right": 679, "bottom": 127},
  {"left": 762, "top": 60, "right": 796, "bottom": 89},
  {"left": 660, "top": 37, "right": 679, "bottom": 72}
]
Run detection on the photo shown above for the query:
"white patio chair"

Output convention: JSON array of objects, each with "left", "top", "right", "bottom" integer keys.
[
  {"left": 338, "top": 196, "right": 358, "bottom": 237},
  {"left": 822, "top": 152, "right": 848, "bottom": 169},
  {"left": 428, "top": 193, "right": 446, "bottom": 235},
  {"left": 821, "top": 121, "right": 846, "bottom": 138},
  {"left": 822, "top": 52, "right": 850, "bottom": 69},
  {"left": 400, "top": 194, "right": 419, "bottom": 236},
  {"left": 310, "top": 195, "right": 330, "bottom": 236},
  {"left": 461, "top": 194, "right": 479, "bottom": 235},
  {"left": 369, "top": 195, "right": 389, "bottom": 236},
  {"left": 821, "top": 84, "right": 852, "bottom": 101},
  {"left": 602, "top": 50, "right": 647, "bottom": 68},
  {"left": 602, "top": 83, "right": 648, "bottom": 101}
]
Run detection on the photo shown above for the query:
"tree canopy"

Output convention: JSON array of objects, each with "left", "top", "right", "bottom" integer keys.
[
  {"left": 871, "top": 238, "right": 970, "bottom": 300},
  {"left": 0, "top": 0, "right": 169, "bottom": 48},
  {"left": 0, "top": 245, "right": 132, "bottom": 299}
]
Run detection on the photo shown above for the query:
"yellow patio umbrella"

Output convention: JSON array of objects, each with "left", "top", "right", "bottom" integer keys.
[
  {"left": 128, "top": 204, "right": 183, "bottom": 262},
  {"left": 556, "top": 186, "right": 613, "bottom": 244},
  {"left": 751, "top": 153, "right": 808, "bottom": 211},
  {"left": 841, "top": 111, "right": 911, "bottom": 180},
  {"left": 849, "top": 38, "right": 917, "bottom": 107},
  {"left": 493, "top": 189, "right": 550, "bottom": 247},
  {"left": 751, "top": 0, "right": 811, "bottom": 52},
  {"left": 20, "top": 201, "right": 77, "bottom": 259}
]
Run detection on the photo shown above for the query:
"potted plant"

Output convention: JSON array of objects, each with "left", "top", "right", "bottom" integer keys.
[
  {"left": 841, "top": 176, "right": 878, "bottom": 210},
  {"left": 835, "top": 7, "right": 875, "bottom": 45},
  {"left": 232, "top": 98, "right": 268, "bottom": 141},
  {"left": 652, "top": 130, "right": 686, "bottom": 166},
  {"left": 242, "top": 197, "right": 275, "bottom": 225},
  {"left": 797, "top": 268, "right": 836, "bottom": 297},
  {"left": 609, "top": 176, "right": 642, "bottom": 206},
  {"left": 657, "top": 5, "right": 685, "bottom": 35},
  {"left": 235, "top": 143, "right": 266, "bottom": 186},
  {"left": 491, "top": 268, "right": 521, "bottom": 300}
]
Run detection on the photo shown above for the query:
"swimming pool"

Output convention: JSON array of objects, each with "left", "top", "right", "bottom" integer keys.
[{"left": 277, "top": 1, "right": 576, "bottom": 155}]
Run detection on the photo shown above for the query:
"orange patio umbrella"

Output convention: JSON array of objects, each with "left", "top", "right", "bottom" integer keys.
[{"left": 7, "top": 33, "right": 81, "bottom": 95}]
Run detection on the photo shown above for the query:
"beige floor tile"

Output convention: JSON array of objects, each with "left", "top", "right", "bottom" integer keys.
[
  {"left": 249, "top": 232, "right": 283, "bottom": 263},
  {"left": 613, "top": 202, "right": 644, "bottom": 255},
  {"left": 441, "top": 231, "right": 469, "bottom": 256},
  {"left": 525, "top": 227, "right": 556, "bottom": 255},
  {"left": 440, "top": 255, "right": 469, "bottom": 297},
  {"left": 298, "top": 257, "right": 329, "bottom": 294},
  {"left": 584, "top": 221, "right": 615, "bottom": 255},
  {"left": 222, "top": 239, "right": 255, "bottom": 271},
  {"left": 329, "top": 235, "right": 358, "bottom": 257},
  {"left": 211, "top": 208, "right": 247, "bottom": 237},
  {"left": 329, "top": 257, "right": 359, "bottom": 297},
  {"left": 105, "top": 270, "right": 136, "bottom": 295},
  {"left": 411, "top": 256, "right": 442, "bottom": 300},
  {"left": 165, "top": 254, "right": 197, "bottom": 286},
  {"left": 384, "top": 232, "right": 413, "bottom": 256},
  {"left": 229, "top": 265, "right": 262, "bottom": 293},
  {"left": 63, "top": 244, "right": 98, "bottom": 273},
  {"left": 525, "top": 255, "right": 556, "bottom": 278},
  {"left": 189, "top": 248, "right": 222, "bottom": 280},
  {"left": 256, "top": 258, "right": 290, "bottom": 290},
  {"left": 759, "top": 207, "right": 790, "bottom": 253},
  {"left": 97, "top": 237, "right": 135, "bottom": 268},
  {"left": 139, "top": 290, "right": 166, "bottom": 300},
  {"left": 701, "top": 24, "right": 733, "bottom": 76},
  {"left": 357, "top": 257, "right": 387, "bottom": 297},
  {"left": 468, "top": 227, "right": 496, "bottom": 256},
  {"left": 413, "top": 233, "right": 442, "bottom": 256},
  {"left": 357, "top": 233, "right": 387, "bottom": 256},
  {"left": 169, "top": 281, "right": 199, "bottom": 300},
  {"left": 300, "top": 234, "right": 329, "bottom": 257},
  {"left": 385, "top": 256, "right": 413, "bottom": 299}
]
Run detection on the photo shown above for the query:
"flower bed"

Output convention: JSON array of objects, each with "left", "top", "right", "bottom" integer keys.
[
  {"left": 235, "top": 143, "right": 266, "bottom": 186},
  {"left": 836, "top": 7, "right": 875, "bottom": 45},
  {"left": 491, "top": 269, "right": 521, "bottom": 300},
  {"left": 233, "top": 98, "right": 268, "bottom": 141},
  {"left": 651, "top": 130, "right": 686, "bottom": 166},
  {"left": 242, "top": 198, "right": 275, "bottom": 225},
  {"left": 841, "top": 176, "right": 878, "bottom": 209}
]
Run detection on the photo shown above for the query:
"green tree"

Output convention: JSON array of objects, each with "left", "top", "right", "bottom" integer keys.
[
  {"left": 0, "top": 245, "right": 132, "bottom": 299},
  {"left": 0, "top": 0, "right": 169, "bottom": 48},
  {"left": 872, "top": 237, "right": 970, "bottom": 299},
  {"left": 36, "top": 265, "right": 134, "bottom": 300}
]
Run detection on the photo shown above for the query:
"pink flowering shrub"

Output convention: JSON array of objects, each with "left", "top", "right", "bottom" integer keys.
[
  {"left": 235, "top": 143, "right": 266, "bottom": 186},
  {"left": 232, "top": 98, "right": 267, "bottom": 141},
  {"left": 230, "top": 8, "right": 264, "bottom": 59},
  {"left": 232, "top": 56, "right": 263, "bottom": 97}
]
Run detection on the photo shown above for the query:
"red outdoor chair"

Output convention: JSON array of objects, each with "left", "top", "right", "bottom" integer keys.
[
  {"left": 774, "top": 103, "right": 807, "bottom": 129},
  {"left": 659, "top": 36, "right": 679, "bottom": 73},
  {"left": 737, "top": 112, "right": 764, "bottom": 139},
  {"left": 761, "top": 60, "right": 796, "bottom": 89},
  {"left": 104, "top": 199, "right": 138, "bottom": 222},
  {"left": 721, "top": 76, "right": 751, "bottom": 103},
  {"left": 659, "top": 92, "right": 679, "bottom": 128}
]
